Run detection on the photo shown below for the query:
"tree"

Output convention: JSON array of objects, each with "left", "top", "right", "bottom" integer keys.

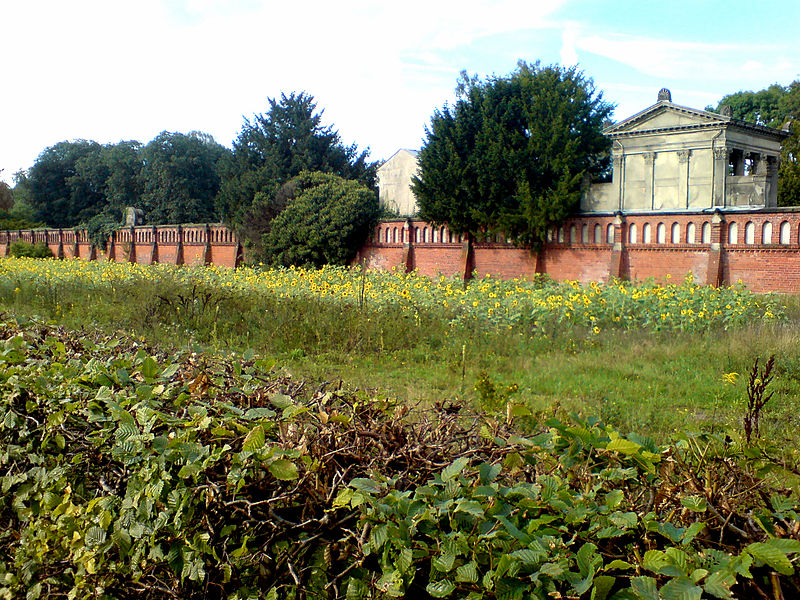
[
  {"left": 26, "top": 140, "right": 106, "bottom": 227},
  {"left": 139, "top": 131, "right": 230, "bottom": 224},
  {"left": 262, "top": 171, "right": 379, "bottom": 267},
  {"left": 217, "top": 92, "right": 377, "bottom": 251},
  {"left": 709, "top": 81, "right": 800, "bottom": 206},
  {"left": 0, "top": 170, "right": 12, "bottom": 212},
  {"left": 412, "top": 61, "right": 613, "bottom": 246}
]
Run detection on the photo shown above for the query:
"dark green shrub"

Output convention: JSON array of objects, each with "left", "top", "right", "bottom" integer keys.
[{"left": 7, "top": 240, "right": 53, "bottom": 258}]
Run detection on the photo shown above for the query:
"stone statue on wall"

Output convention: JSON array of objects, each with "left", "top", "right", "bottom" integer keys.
[{"left": 124, "top": 207, "right": 145, "bottom": 227}]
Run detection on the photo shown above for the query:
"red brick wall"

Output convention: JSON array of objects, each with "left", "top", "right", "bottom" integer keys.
[
  {"left": 360, "top": 211, "right": 800, "bottom": 293},
  {"left": 0, "top": 224, "right": 241, "bottom": 269}
]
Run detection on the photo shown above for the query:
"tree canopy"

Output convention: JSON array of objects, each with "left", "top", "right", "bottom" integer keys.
[
  {"left": 412, "top": 61, "right": 613, "bottom": 245},
  {"left": 216, "top": 92, "right": 377, "bottom": 253},
  {"left": 262, "top": 171, "right": 379, "bottom": 267},
  {"left": 709, "top": 81, "right": 800, "bottom": 206},
  {"left": 139, "top": 131, "right": 228, "bottom": 224}
]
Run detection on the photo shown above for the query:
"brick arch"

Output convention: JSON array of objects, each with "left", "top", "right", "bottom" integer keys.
[
  {"left": 762, "top": 221, "right": 773, "bottom": 244},
  {"left": 628, "top": 223, "right": 638, "bottom": 244},
  {"left": 729, "top": 222, "right": 739, "bottom": 244},
  {"left": 642, "top": 223, "right": 652, "bottom": 244},
  {"left": 744, "top": 221, "right": 755, "bottom": 244},
  {"left": 656, "top": 222, "right": 666, "bottom": 244},
  {"left": 671, "top": 222, "right": 680, "bottom": 244},
  {"left": 594, "top": 223, "right": 602, "bottom": 243},
  {"left": 686, "top": 222, "right": 696, "bottom": 244},
  {"left": 780, "top": 220, "right": 791, "bottom": 244}
]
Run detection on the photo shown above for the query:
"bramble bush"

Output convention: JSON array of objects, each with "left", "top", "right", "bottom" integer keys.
[{"left": 1, "top": 317, "right": 799, "bottom": 599}]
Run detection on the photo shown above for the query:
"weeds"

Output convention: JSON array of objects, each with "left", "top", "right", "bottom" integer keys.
[{"left": 744, "top": 355, "right": 776, "bottom": 444}]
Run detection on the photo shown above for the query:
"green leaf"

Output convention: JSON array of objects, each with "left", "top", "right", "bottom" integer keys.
[
  {"left": 433, "top": 552, "right": 456, "bottom": 573},
  {"left": 85, "top": 526, "right": 107, "bottom": 547},
  {"left": 577, "top": 542, "right": 600, "bottom": 577},
  {"left": 702, "top": 570, "right": 735, "bottom": 599},
  {"left": 426, "top": 579, "right": 456, "bottom": 598},
  {"left": 141, "top": 356, "right": 159, "bottom": 380},
  {"left": 642, "top": 550, "right": 668, "bottom": 574},
  {"left": 606, "top": 438, "right": 642, "bottom": 455},
  {"left": 242, "top": 424, "right": 265, "bottom": 452},
  {"left": 746, "top": 542, "right": 794, "bottom": 575},
  {"left": 680, "top": 496, "right": 707, "bottom": 512},
  {"left": 442, "top": 456, "right": 470, "bottom": 481},
  {"left": 269, "top": 458, "right": 299, "bottom": 480},
  {"left": 591, "top": 575, "right": 616, "bottom": 600},
  {"left": 478, "top": 462, "right": 502, "bottom": 483},
  {"left": 455, "top": 499, "right": 485, "bottom": 518},
  {"left": 681, "top": 521, "right": 706, "bottom": 545},
  {"left": 396, "top": 547, "right": 413, "bottom": 574},
  {"left": 345, "top": 577, "right": 370, "bottom": 600},
  {"left": 350, "top": 478, "right": 384, "bottom": 494},
  {"left": 630, "top": 576, "right": 660, "bottom": 600},
  {"left": 765, "top": 538, "right": 800, "bottom": 554},
  {"left": 456, "top": 561, "right": 479, "bottom": 583},
  {"left": 604, "top": 489, "right": 624, "bottom": 510},
  {"left": 659, "top": 576, "right": 702, "bottom": 600},
  {"left": 243, "top": 407, "right": 276, "bottom": 420}
]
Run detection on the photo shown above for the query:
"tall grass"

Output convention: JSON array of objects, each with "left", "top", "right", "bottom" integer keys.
[{"left": 1, "top": 257, "right": 797, "bottom": 445}]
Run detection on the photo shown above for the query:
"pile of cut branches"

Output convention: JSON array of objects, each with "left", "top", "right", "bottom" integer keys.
[{"left": 0, "top": 316, "right": 798, "bottom": 599}]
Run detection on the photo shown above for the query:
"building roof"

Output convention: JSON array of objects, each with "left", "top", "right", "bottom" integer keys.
[{"left": 605, "top": 100, "right": 790, "bottom": 141}]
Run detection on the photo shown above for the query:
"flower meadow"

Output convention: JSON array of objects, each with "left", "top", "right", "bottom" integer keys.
[{"left": 0, "top": 257, "right": 785, "bottom": 334}]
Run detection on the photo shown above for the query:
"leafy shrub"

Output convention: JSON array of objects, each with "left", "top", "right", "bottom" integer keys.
[
  {"left": 7, "top": 240, "right": 53, "bottom": 258},
  {"left": 263, "top": 171, "right": 379, "bottom": 267},
  {"left": 0, "top": 317, "right": 799, "bottom": 599}
]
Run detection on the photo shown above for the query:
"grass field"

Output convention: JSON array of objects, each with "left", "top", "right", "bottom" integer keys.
[{"left": 0, "top": 256, "right": 796, "bottom": 444}]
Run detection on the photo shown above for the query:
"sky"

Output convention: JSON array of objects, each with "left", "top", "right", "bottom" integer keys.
[{"left": 2, "top": 0, "right": 800, "bottom": 185}]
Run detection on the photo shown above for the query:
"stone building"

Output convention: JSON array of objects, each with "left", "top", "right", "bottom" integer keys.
[
  {"left": 582, "top": 88, "right": 789, "bottom": 212},
  {"left": 379, "top": 89, "right": 790, "bottom": 216},
  {"left": 377, "top": 149, "right": 420, "bottom": 216}
]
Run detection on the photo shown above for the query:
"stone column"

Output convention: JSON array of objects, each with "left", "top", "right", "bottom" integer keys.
[
  {"left": 712, "top": 147, "right": 728, "bottom": 207},
  {"left": 175, "top": 225, "right": 184, "bottom": 266},
  {"left": 643, "top": 152, "right": 656, "bottom": 210},
  {"left": 613, "top": 153, "right": 625, "bottom": 210},
  {"left": 678, "top": 150, "right": 691, "bottom": 209}
]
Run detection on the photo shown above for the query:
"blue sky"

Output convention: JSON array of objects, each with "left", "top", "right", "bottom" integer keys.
[{"left": 2, "top": 0, "right": 799, "bottom": 185}]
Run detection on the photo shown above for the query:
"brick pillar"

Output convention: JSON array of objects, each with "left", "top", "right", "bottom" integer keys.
[
  {"left": 175, "top": 225, "right": 184, "bottom": 266},
  {"left": 706, "top": 211, "right": 724, "bottom": 287},
  {"left": 401, "top": 220, "right": 414, "bottom": 273},
  {"left": 128, "top": 226, "right": 137, "bottom": 263},
  {"left": 107, "top": 231, "right": 116, "bottom": 261},
  {"left": 56, "top": 229, "right": 65, "bottom": 259},
  {"left": 608, "top": 213, "right": 627, "bottom": 280},
  {"left": 72, "top": 229, "right": 79, "bottom": 259},
  {"left": 149, "top": 226, "right": 159, "bottom": 264},
  {"left": 460, "top": 232, "right": 474, "bottom": 282},
  {"left": 202, "top": 224, "right": 212, "bottom": 265}
]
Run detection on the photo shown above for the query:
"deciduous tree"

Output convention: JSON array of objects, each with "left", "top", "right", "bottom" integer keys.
[{"left": 139, "top": 131, "right": 229, "bottom": 224}]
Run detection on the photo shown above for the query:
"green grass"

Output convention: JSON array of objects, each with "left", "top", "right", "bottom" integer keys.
[{"left": 1, "top": 258, "right": 799, "bottom": 446}]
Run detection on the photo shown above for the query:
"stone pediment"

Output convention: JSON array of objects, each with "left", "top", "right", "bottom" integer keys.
[{"left": 605, "top": 102, "right": 727, "bottom": 137}]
